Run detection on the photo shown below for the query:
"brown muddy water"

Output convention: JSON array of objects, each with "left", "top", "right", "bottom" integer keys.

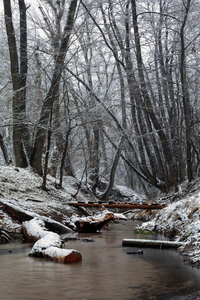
[{"left": 0, "top": 220, "right": 200, "bottom": 300}]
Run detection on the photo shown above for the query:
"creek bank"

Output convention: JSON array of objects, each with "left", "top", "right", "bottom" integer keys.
[
  {"left": 137, "top": 187, "right": 200, "bottom": 267},
  {"left": 0, "top": 166, "right": 142, "bottom": 243},
  {"left": 1, "top": 166, "right": 200, "bottom": 267}
]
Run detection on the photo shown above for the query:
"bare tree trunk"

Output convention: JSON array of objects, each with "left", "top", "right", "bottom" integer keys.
[
  {"left": 180, "top": 0, "right": 193, "bottom": 182},
  {"left": 39, "top": 1, "right": 66, "bottom": 177},
  {"left": 3, "top": 0, "right": 28, "bottom": 167},
  {"left": 18, "top": 0, "right": 31, "bottom": 157},
  {"left": 89, "top": 127, "right": 100, "bottom": 191},
  {"left": 130, "top": 0, "right": 177, "bottom": 190},
  {"left": 101, "top": 136, "right": 124, "bottom": 200},
  {"left": 0, "top": 133, "right": 12, "bottom": 165},
  {"left": 59, "top": 89, "right": 73, "bottom": 187},
  {"left": 42, "top": 108, "right": 53, "bottom": 190},
  {"left": 30, "top": 0, "right": 78, "bottom": 175}
]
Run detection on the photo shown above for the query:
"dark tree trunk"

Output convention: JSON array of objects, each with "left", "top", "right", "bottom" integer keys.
[
  {"left": 42, "top": 108, "right": 53, "bottom": 190},
  {"left": 30, "top": 0, "right": 78, "bottom": 175},
  {"left": 0, "top": 133, "right": 12, "bottom": 165},
  {"left": 18, "top": 0, "right": 31, "bottom": 157},
  {"left": 180, "top": 0, "right": 193, "bottom": 182},
  {"left": 131, "top": 0, "right": 177, "bottom": 190},
  {"left": 3, "top": 0, "right": 28, "bottom": 167},
  {"left": 101, "top": 137, "right": 124, "bottom": 201}
]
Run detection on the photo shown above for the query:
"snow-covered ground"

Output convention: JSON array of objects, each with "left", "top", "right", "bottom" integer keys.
[
  {"left": 0, "top": 166, "right": 89, "bottom": 232},
  {"left": 0, "top": 166, "right": 143, "bottom": 234},
  {"left": 115, "top": 185, "right": 146, "bottom": 203},
  {"left": 139, "top": 188, "right": 200, "bottom": 266},
  {"left": 1, "top": 166, "right": 200, "bottom": 266}
]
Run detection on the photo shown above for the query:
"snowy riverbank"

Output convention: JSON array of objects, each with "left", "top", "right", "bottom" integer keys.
[
  {"left": 0, "top": 166, "right": 140, "bottom": 239},
  {"left": 139, "top": 188, "right": 200, "bottom": 266},
  {"left": 1, "top": 166, "right": 200, "bottom": 266}
]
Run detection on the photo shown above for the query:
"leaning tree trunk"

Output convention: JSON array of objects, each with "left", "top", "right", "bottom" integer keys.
[
  {"left": 30, "top": 0, "right": 78, "bottom": 175},
  {"left": 130, "top": 0, "right": 177, "bottom": 191}
]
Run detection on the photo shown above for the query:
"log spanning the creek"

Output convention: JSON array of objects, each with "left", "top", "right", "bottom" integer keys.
[
  {"left": 68, "top": 202, "right": 167, "bottom": 210},
  {"left": 122, "top": 239, "right": 185, "bottom": 249}
]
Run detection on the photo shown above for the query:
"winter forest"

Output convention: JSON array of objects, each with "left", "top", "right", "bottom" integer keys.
[{"left": 1, "top": 0, "right": 200, "bottom": 198}]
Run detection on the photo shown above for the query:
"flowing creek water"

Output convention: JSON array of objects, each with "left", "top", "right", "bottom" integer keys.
[{"left": 0, "top": 220, "right": 200, "bottom": 300}]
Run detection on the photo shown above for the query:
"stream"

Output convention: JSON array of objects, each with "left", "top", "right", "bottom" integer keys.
[{"left": 0, "top": 220, "right": 200, "bottom": 300}]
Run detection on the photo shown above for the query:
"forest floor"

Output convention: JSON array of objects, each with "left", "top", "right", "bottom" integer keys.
[{"left": 0, "top": 166, "right": 200, "bottom": 268}]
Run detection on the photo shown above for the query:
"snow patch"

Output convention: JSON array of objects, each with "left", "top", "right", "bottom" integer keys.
[{"left": 43, "top": 247, "right": 78, "bottom": 258}]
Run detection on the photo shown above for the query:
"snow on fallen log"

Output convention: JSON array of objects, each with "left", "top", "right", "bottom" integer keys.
[
  {"left": 22, "top": 217, "right": 82, "bottom": 263},
  {"left": 29, "top": 231, "right": 62, "bottom": 254},
  {"left": 122, "top": 239, "right": 185, "bottom": 248},
  {"left": 72, "top": 210, "right": 127, "bottom": 233},
  {"left": 38, "top": 247, "right": 82, "bottom": 264},
  {"left": 22, "top": 218, "right": 49, "bottom": 242},
  {"left": 0, "top": 199, "right": 72, "bottom": 233}
]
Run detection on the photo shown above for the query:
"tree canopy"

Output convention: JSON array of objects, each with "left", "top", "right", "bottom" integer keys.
[{"left": 1, "top": 0, "right": 200, "bottom": 197}]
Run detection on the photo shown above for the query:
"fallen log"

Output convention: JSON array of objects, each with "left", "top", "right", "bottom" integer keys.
[
  {"left": 24, "top": 218, "right": 82, "bottom": 264},
  {"left": 69, "top": 202, "right": 167, "bottom": 210},
  {"left": 38, "top": 247, "right": 82, "bottom": 264},
  {"left": 22, "top": 217, "right": 52, "bottom": 243},
  {"left": 73, "top": 210, "right": 127, "bottom": 233},
  {"left": 122, "top": 239, "right": 185, "bottom": 248},
  {"left": 0, "top": 199, "right": 72, "bottom": 234},
  {"left": 29, "top": 233, "right": 82, "bottom": 263}
]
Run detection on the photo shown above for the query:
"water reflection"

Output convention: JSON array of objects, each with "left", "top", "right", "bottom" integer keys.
[{"left": 0, "top": 220, "right": 200, "bottom": 300}]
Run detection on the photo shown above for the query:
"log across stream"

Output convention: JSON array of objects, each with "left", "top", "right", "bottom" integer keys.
[{"left": 68, "top": 201, "right": 167, "bottom": 210}]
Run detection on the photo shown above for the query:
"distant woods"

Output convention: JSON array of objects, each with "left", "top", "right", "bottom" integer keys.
[{"left": 1, "top": 0, "right": 200, "bottom": 196}]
